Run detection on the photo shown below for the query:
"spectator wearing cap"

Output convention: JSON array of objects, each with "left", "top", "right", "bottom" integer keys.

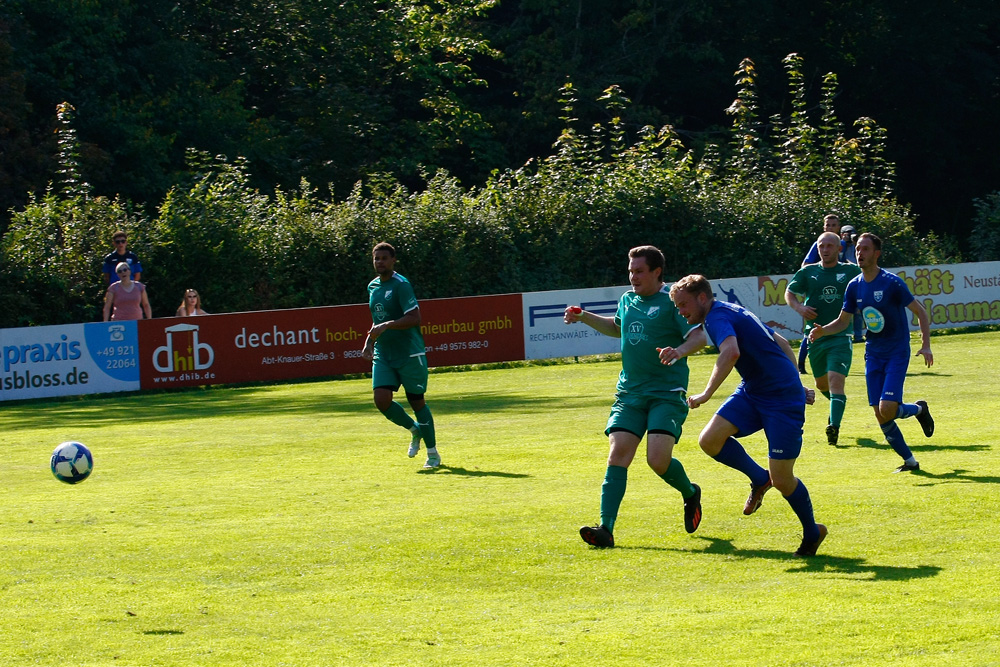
[
  {"left": 102, "top": 230, "right": 143, "bottom": 285},
  {"left": 839, "top": 224, "right": 866, "bottom": 342},
  {"left": 840, "top": 225, "right": 858, "bottom": 264}
]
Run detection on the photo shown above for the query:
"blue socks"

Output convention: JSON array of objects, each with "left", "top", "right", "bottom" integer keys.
[
  {"left": 713, "top": 437, "right": 769, "bottom": 487},
  {"left": 880, "top": 420, "right": 913, "bottom": 460},
  {"left": 784, "top": 479, "right": 820, "bottom": 541}
]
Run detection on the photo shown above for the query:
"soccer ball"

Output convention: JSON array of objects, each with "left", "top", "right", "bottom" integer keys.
[{"left": 50, "top": 441, "right": 93, "bottom": 484}]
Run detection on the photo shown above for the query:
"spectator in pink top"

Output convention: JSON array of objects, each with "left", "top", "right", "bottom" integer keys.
[{"left": 103, "top": 262, "right": 152, "bottom": 321}]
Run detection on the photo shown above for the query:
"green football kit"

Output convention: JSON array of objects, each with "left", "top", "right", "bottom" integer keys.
[
  {"left": 595, "top": 285, "right": 702, "bottom": 538},
  {"left": 787, "top": 261, "right": 862, "bottom": 430},
  {"left": 367, "top": 272, "right": 436, "bottom": 457}
]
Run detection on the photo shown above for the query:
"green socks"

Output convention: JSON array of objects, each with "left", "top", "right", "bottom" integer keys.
[
  {"left": 600, "top": 465, "right": 628, "bottom": 533},
  {"left": 659, "top": 458, "right": 697, "bottom": 498},
  {"left": 414, "top": 405, "right": 436, "bottom": 448},
  {"left": 830, "top": 393, "right": 847, "bottom": 428},
  {"left": 379, "top": 401, "right": 416, "bottom": 430}
]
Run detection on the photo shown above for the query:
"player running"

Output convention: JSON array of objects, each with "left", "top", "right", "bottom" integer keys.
[
  {"left": 809, "top": 232, "right": 934, "bottom": 473},
  {"left": 567, "top": 246, "right": 707, "bottom": 548},
  {"left": 361, "top": 242, "right": 440, "bottom": 469},
  {"left": 668, "top": 274, "right": 826, "bottom": 557},
  {"left": 785, "top": 231, "right": 862, "bottom": 445}
]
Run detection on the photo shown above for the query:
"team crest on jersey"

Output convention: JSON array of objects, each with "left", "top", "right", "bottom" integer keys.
[
  {"left": 647, "top": 306, "right": 660, "bottom": 319},
  {"left": 385, "top": 290, "right": 393, "bottom": 299},
  {"left": 837, "top": 273, "right": 847, "bottom": 282},
  {"left": 626, "top": 321, "right": 648, "bottom": 345},
  {"left": 874, "top": 290, "right": 883, "bottom": 302}
]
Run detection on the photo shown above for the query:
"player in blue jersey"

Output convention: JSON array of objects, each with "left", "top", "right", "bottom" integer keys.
[
  {"left": 361, "top": 242, "right": 440, "bottom": 469},
  {"left": 668, "top": 274, "right": 826, "bottom": 557},
  {"left": 566, "top": 246, "right": 707, "bottom": 548},
  {"left": 809, "top": 233, "right": 934, "bottom": 473}
]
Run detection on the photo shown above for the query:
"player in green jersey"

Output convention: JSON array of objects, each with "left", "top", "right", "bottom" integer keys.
[
  {"left": 566, "top": 246, "right": 707, "bottom": 548},
  {"left": 785, "top": 232, "right": 862, "bottom": 445},
  {"left": 361, "top": 242, "right": 440, "bottom": 469}
]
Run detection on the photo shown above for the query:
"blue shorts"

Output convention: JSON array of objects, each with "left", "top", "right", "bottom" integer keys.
[
  {"left": 717, "top": 385, "right": 805, "bottom": 460},
  {"left": 864, "top": 351, "right": 909, "bottom": 405}
]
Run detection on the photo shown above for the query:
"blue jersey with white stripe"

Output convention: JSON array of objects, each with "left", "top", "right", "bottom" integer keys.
[{"left": 703, "top": 301, "right": 801, "bottom": 398}]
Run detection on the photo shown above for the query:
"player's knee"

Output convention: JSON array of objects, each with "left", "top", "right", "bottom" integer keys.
[
  {"left": 373, "top": 388, "right": 394, "bottom": 412},
  {"left": 404, "top": 392, "right": 425, "bottom": 411},
  {"left": 646, "top": 451, "right": 672, "bottom": 475},
  {"left": 771, "top": 472, "right": 797, "bottom": 496}
]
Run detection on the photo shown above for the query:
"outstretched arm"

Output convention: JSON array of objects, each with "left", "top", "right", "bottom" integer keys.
[
  {"left": 907, "top": 300, "right": 934, "bottom": 367},
  {"left": 658, "top": 327, "right": 707, "bottom": 365},
  {"left": 688, "top": 335, "right": 739, "bottom": 409},
  {"left": 809, "top": 310, "right": 853, "bottom": 342},
  {"left": 564, "top": 306, "right": 621, "bottom": 338}
]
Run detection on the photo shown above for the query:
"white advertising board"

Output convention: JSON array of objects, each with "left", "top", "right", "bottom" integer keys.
[
  {"left": 0, "top": 321, "right": 141, "bottom": 401},
  {"left": 522, "top": 286, "right": 630, "bottom": 360}
]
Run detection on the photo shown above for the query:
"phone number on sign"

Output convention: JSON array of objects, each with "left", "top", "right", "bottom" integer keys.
[{"left": 430, "top": 340, "right": 490, "bottom": 352}]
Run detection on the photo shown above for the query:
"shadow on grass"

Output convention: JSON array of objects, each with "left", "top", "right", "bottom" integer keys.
[
  {"left": 622, "top": 536, "right": 942, "bottom": 581},
  {"left": 911, "top": 468, "right": 1000, "bottom": 486},
  {"left": 852, "top": 437, "right": 988, "bottom": 454},
  {"left": 0, "top": 384, "right": 608, "bottom": 430},
  {"left": 417, "top": 465, "right": 529, "bottom": 478}
]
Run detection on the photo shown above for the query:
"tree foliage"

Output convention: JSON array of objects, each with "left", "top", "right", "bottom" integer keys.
[{"left": 1, "top": 56, "right": 951, "bottom": 328}]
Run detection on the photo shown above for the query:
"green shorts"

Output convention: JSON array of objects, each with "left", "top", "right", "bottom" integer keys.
[
  {"left": 372, "top": 354, "right": 429, "bottom": 395},
  {"left": 809, "top": 336, "right": 853, "bottom": 379},
  {"left": 605, "top": 391, "right": 688, "bottom": 440}
]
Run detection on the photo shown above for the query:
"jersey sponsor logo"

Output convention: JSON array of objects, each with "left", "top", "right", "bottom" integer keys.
[
  {"left": 626, "top": 321, "right": 648, "bottom": 346},
  {"left": 821, "top": 286, "right": 839, "bottom": 303},
  {"left": 373, "top": 303, "right": 387, "bottom": 321},
  {"left": 862, "top": 306, "right": 886, "bottom": 333}
]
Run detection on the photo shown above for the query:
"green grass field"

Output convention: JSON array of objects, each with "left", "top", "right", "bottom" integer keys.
[{"left": 4, "top": 330, "right": 1000, "bottom": 666}]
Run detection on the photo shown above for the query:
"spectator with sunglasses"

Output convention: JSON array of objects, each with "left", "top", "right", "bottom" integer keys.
[
  {"left": 102, "top": 231, "right": 143, "bottom": 285},
  {"left": 103, "top": 262, "right": 152, "bottom": 321}
]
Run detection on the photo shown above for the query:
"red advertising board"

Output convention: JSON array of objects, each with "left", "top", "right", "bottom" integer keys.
[
  {"left": 138, "top": 294, "right": 524, "bottom": 390},
  {"left": 419, "top": 293, "right": 524, "bottom": 365},
  {"left": 138, "top": 305, "right": 372, "bottom": 390}
]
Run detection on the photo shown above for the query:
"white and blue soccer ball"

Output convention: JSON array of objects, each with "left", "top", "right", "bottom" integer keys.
[{"left": 50, "top": 441, "right": 93, "bottom": 484}]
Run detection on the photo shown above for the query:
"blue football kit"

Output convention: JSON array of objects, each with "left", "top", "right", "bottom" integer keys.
[
  {"left": 703, "top": 301, "right": 806, "bottom": 459},
  {"left": 843, "top": 268, "right": 914, "bottom": 405}
]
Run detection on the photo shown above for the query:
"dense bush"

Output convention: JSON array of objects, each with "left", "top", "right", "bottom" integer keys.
[
  {"left": 970, "top": 191, "right": 1000, "bottom": 262},
  {"left": 0, "top": 56, "right": 958, "bottom": 328}
]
